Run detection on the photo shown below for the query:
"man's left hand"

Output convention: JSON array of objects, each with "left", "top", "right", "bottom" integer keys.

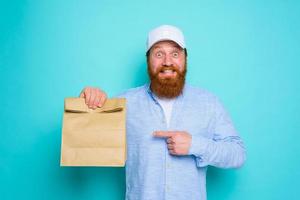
[{"left": 153, "top": 131, "right": 192, "bottom": 156}]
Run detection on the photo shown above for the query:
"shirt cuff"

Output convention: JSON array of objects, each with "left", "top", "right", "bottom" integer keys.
[
  {"left": 188, "top": 135, "right": 212, "bottom": 167},
  {"left": 189, "top": 135, "right": 206, "bottom": 156}
]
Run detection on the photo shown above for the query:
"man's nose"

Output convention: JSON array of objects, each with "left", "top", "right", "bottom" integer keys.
[{"left": 162, "top": 54, "right": 173, "bottom": 66}]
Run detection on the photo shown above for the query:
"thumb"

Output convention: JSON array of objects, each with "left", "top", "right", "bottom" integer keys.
[
  {"left": 79, "top": 92, "right": 85, "bottom": 98},
  {"left": 153, "top": 131, "right": 173, "bottom": 138}
]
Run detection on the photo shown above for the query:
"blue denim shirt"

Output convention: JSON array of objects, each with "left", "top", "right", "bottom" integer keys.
[{"left": 118, "top": 83, "right": 246, "bottom": 200}]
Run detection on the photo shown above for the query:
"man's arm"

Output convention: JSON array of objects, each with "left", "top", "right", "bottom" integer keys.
[
  {"left": 153, "top": 97, "right": 246, "bottom": 169},
  {"left": 188, "top": 97, "right": 246, "bottom": 168}
]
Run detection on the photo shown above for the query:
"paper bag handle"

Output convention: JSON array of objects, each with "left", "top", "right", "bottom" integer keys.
[{"left": 64, "top": 98, "right": 125, "bottom": 113}]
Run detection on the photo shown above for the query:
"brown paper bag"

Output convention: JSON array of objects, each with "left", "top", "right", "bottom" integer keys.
[{"left": 60, "top": 97, "right": 126, "bottom": 167}]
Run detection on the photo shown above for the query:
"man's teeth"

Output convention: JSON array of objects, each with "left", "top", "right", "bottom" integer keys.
[{"left": 162, "top": 69, "right": 173, "bottom": 73}]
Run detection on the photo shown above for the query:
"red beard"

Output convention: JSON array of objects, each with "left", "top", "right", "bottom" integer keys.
[{"left": 148, "top": 63, "right": 187, "bottom": 98}]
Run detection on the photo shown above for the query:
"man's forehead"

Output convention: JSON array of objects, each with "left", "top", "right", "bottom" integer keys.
[{"left": 151, "top": 40, "right": 183, "bottom": 50}]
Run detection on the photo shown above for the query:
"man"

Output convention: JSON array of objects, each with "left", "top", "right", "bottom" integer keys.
[{"left": 80, "top": 25, "right": 246, "bottom": 200}]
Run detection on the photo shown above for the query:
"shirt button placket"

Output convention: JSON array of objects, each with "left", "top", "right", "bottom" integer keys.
[{"left": 165, "top": 151, "right": 171, "bottom": 199}]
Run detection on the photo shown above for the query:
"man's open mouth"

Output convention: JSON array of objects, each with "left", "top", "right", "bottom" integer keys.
[{"left": 158, "top": 67, "right": 178, "bottom": 78}]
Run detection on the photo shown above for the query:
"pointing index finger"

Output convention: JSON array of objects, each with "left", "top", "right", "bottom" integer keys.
[{"left": 153, "top": 131, "right": 173, "bottom": 138}]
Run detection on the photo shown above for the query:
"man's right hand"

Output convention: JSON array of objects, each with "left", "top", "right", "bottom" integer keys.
[{"left": 79, "top": 87, "right": 107, "bottom": 109}]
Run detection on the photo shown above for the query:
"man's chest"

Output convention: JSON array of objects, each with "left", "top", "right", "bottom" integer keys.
[{"left": 125, "top": 102, "right": 214, "bottom": 145}]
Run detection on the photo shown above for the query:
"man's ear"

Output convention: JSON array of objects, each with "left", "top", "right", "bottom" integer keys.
[{"left": 184, "top": 48, "right": 188, "bottom": 57}]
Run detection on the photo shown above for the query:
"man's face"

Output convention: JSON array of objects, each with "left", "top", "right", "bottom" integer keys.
[{"left": 147, "top": 40, "right": 187, "bottom": 98}]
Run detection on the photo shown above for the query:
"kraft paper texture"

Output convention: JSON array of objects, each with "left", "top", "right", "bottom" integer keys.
[{"left": 60, "top": 98, "right": 126, "bottom": 167}]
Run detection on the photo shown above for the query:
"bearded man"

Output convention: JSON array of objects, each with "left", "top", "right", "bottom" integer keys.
[{"left": 79, "top": 25, "right": 246, "bottom": 200}]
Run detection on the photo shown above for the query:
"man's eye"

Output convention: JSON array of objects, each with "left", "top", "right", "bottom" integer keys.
[
  {"left": 156, "top": 52, "right": 163, "bottom": 58},
  {"left": 172, "top": 52, "right": 179, "bottom": 57}
]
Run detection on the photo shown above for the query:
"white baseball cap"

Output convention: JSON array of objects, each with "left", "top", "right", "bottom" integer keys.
[{"left": 146, "top": 25, "right": 186, "bottom": 52}]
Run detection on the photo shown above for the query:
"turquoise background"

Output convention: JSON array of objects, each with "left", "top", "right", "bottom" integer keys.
[{"left": 1, "top": 0, "right": 299, "bottom": 199}]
